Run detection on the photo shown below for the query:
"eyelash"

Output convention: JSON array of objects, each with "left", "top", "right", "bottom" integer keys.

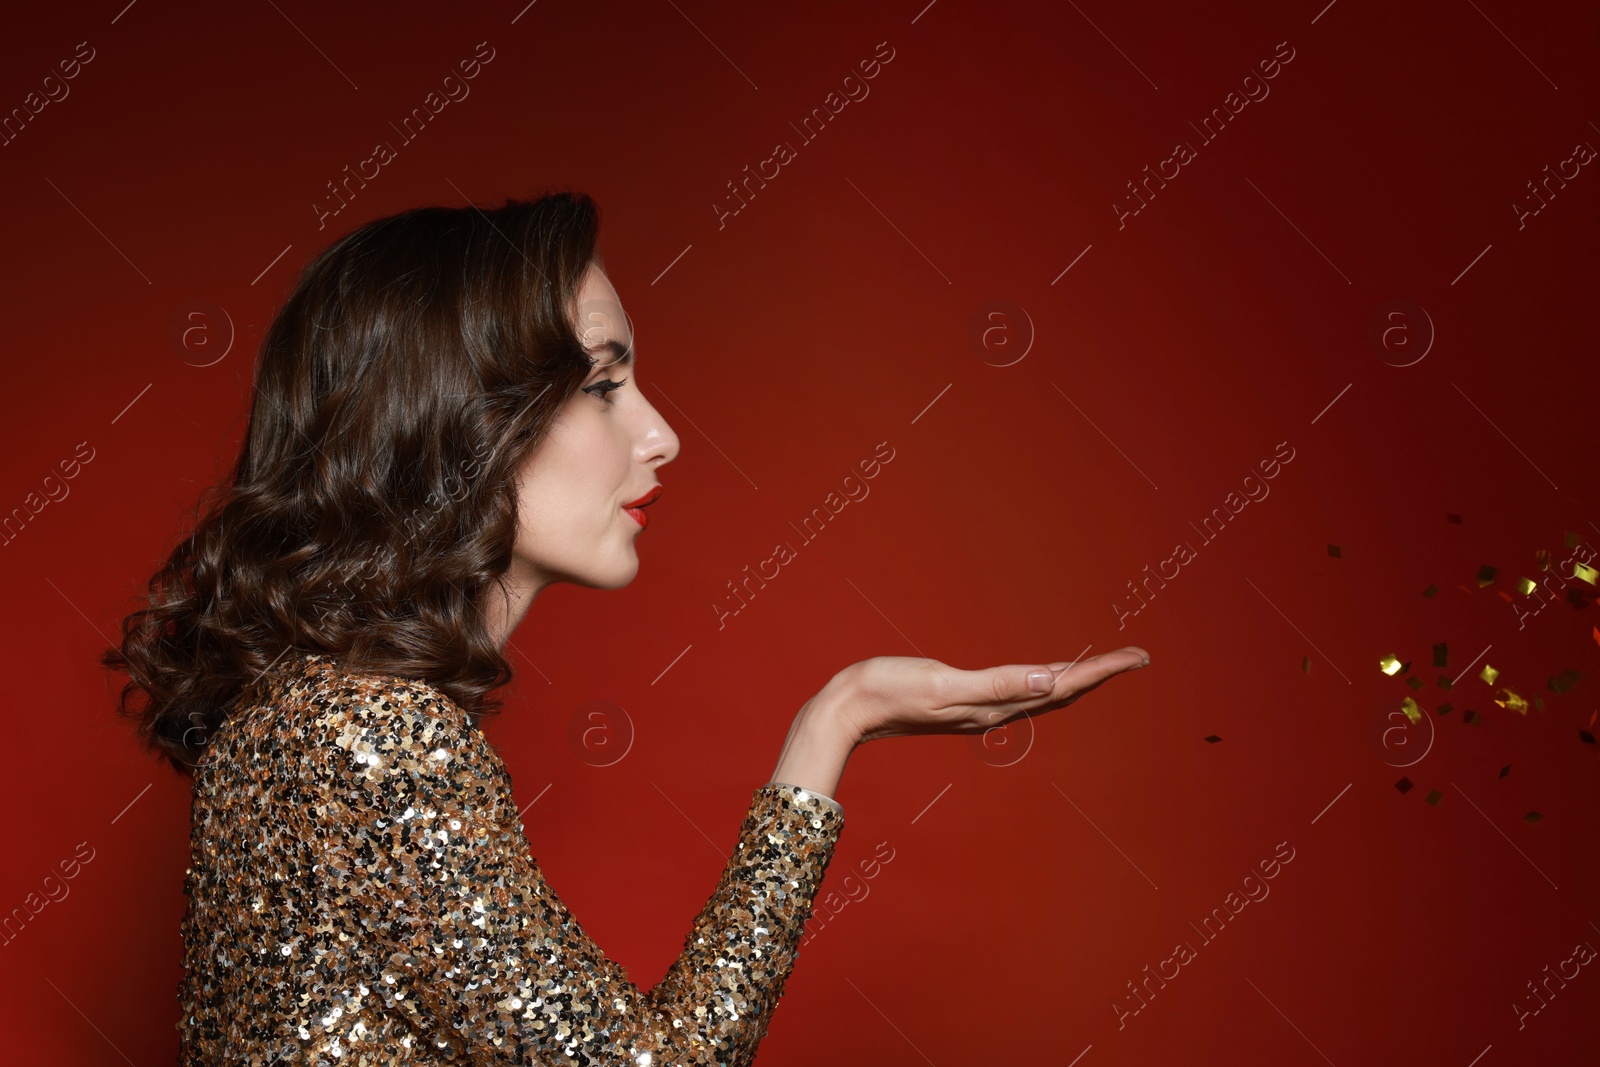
[{"left": 583, "top": 376, "right": 628, "bottom": 405}]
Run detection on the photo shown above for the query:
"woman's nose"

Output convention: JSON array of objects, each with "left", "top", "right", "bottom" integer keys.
[{"left": 639, "top": 405, "right": 679, "bottom": 467}]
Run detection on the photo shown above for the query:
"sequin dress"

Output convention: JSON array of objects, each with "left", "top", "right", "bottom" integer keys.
[{"left": 178, "top": 651, "right": 845, "bottom": 1065}]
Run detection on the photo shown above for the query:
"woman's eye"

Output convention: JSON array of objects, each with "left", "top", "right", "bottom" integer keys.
[{"left": 582, "top": 377, "right": 628, "bottom": 405}]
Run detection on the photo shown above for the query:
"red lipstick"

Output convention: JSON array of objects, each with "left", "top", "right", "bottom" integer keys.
[{"left": 622, "top": 485, "right": 662, "bottom": 529}]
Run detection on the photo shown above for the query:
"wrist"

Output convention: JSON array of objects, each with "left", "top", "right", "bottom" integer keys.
[{"left": 769, "top": 679, "right": 860, "bottom": 801}]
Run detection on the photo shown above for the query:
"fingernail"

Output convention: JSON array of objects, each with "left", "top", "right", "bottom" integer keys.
[
  {"left": 1027, "top": 669, "right": 1053, "bottom": 692},
  {"left": 1138, "top": 658, "right": 1150, "bottom": 668}
]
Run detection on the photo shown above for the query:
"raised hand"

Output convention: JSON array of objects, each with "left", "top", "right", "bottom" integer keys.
[{"left": 828, "top": 647, "right": 1150, "bottom": 744}]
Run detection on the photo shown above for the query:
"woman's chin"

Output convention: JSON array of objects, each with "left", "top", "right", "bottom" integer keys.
[{"left": 589, "top": 556, "right": 641, "bottom": 591}]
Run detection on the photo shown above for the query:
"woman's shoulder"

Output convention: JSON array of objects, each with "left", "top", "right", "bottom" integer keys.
[{"left": 201, "top": 651, "right": 503, "bottom": 792}]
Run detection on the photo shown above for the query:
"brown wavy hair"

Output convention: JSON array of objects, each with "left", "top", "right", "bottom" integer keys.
[{"left": 102, "top": 190, "right": 606, "bottom": 774}]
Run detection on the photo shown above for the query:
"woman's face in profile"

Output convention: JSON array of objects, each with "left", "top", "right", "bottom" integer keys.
[{"left": 508, "top": 262, "right": 680, "bottom": 593}]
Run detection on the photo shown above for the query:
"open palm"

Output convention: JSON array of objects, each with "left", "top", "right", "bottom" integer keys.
[{"left": 831, "top": 647, "right": 1150, "bottom": 744}]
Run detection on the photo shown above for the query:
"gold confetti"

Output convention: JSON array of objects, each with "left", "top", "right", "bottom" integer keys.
[
  {"left": 1423, "top": 584, "right": 1438, "bottom": 598},
  {"left": 1495, "top": 688, "right": 1529, "bottom": 715},
  {"left": 1437, "top": 675, "right": 1453, "bottom": 690},
  {"left": 1328, "top": 544, "right": 1342, "bottom": 558},
  {"left": 1574, "top": 562, "right": 1598, "bottom": 586},
  {"left": 1301, "top": 656, "right": 1311, "bottom": 674},
  {"left": 1432, "top": 642, "right": 1449, "bottom": 667},
  {"left": 1400, "top": 697, "right": 1422, "bottom": 724},
  {"left": 1406, "top": 676, "right": 1424, "bottom": 690},
  {"left": 1380, "top": 655, "right": 1403, "bottom": 676},
  {"left": 1548, "top": 669, "right": 1581, "bottom": 694},
  {"left": 1424, "top": 789, "right": 1444, "bottom": 806},
  {"left": 1479, "top": 664, "right": 1500, "bottom": 685},
  {"left": 1535, "top": 549, "right": 1551, "bottom": 570},
  {"left": 1476, "top": 564, "right": 1497, "bottom": 587},
  {"left": 1516, "top": 577, "right": 1537, "bottom": 596},
  {"left": 1524, "top": 811, "right": 1542, "bottom": 824},
  {"left": 1567, "top": 531, "right": 1581, "bottom": 548}
]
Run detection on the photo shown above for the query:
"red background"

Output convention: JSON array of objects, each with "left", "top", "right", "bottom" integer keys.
[{"left": 2, "top": 1, "right": 1596, "bottom": 1063}]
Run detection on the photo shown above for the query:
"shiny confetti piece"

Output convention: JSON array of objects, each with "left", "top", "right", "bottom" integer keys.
[
  {"left": 1327, "top": 544, "right": 1342, "bottom": 558},
  {"left": 1498, "top": 764, "right": 1511, "bottom": 778},
  {"left": 1494, "top": 688, "right": 1529, "bottom": 715},
  {"left": 1575, "top": 562, "right": 1598, "bottom": 586},
  {"left": 1438, "top": 703, "right": 1454, "bottom": 715},
  {"left": 1524, "top": 811, "right": 1542, "bottom": 824},
  {"left": 1535, "top": 549, "right": 1551, "bottom": 570},
  {"left": 1479, "top": 664, "right": 1500, "bottom": 685},
  {"left": 1301, "top": 656, "right": 1311, "bottom": 674},
  {"left": 1567, "top": 531, "right": 1581, "bottom": 548},
  {"left": 1516, "top": 577, "right": 1537, "bottom": 596},
  {"left": 1424, "top": 789, "right": 1444, "bottom": 806},
  {"left": 1432, "top": 642, "right": 1449, "bottom": 667},
  {"left": 1476, "top": 564, "right": 1497, "bottom": 587},
  {"left": 1535, "top": 694, "right": 1544, "bottom": 713},
  {"left": 1423, "top": 583, "right": 1438, "bottom": 598},
  {"left": 1448, "top": 514, "right": 1463, "bottom": 524},
  {"left": 1580, "top": 731, "right": 1596, "bottom": 745},
  {"left": 1437, "top": 675, "right": 1453, "bottom": 690},
  {"left": 1395, "top": 777, "right": 1413, "bottom": 793},
  {"left": 1400, "top": 697, "right": 1422, "bottom": 724},
  {"left": 1548, "top": 670, "right": 1580, "bottom": 693},
  {"left": 1380, "top": 655, "right": 1403, "bottom": 676},
  {"left": 1548, "top": 669, "right": 1579, "bottom": 693},
  {"left": 1463, "top": 710, "right": 1481, "bottom": 724},
  {"left": 1406, "top": 675, "right": 1424, "bottom": 690},
  {"left": 1203, "top": 735, "right": 1222, "bottom": 743}
]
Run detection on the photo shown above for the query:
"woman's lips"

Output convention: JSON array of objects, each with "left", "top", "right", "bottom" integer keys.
[{"left": 622, "top": 485, "right": 661, "bottom": 529}]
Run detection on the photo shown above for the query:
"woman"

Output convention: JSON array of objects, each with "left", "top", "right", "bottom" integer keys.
[{"left": 102, "top": 191, "right": 1148, "bottom": 1065}]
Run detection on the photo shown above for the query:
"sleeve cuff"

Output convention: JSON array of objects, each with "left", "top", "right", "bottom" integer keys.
[{"left": 768, "top": 780, "right": 843, "bottom": 817}]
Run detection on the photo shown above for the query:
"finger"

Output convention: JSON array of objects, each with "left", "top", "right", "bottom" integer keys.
[
  {"left": 1053, "top": 647, "right": 1149, "bottom": 695},
  {"left": 1042, "top": 645, "right": 1147, "bottom": 674},
  {"left": 945, "top": 648, "right": 1150, "bottom": 710}
]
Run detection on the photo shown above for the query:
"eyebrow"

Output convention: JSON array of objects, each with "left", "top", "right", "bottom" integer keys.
[{"left": 586, "top": 339, "right": 634, "bottom": 371}]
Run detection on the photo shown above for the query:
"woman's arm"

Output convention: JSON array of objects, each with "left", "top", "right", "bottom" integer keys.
[{"left": 306, "top": 680, "right": 843, "bottom": 1066}]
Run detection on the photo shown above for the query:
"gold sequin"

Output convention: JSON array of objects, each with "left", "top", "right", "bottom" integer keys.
[{"left": 178, "top": 652, "right": 844, "bottom": 1064}]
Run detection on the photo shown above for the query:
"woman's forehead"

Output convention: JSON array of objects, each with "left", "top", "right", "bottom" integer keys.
[{"left": 574, "top": 267, "right": 633, "bottom": 360}]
